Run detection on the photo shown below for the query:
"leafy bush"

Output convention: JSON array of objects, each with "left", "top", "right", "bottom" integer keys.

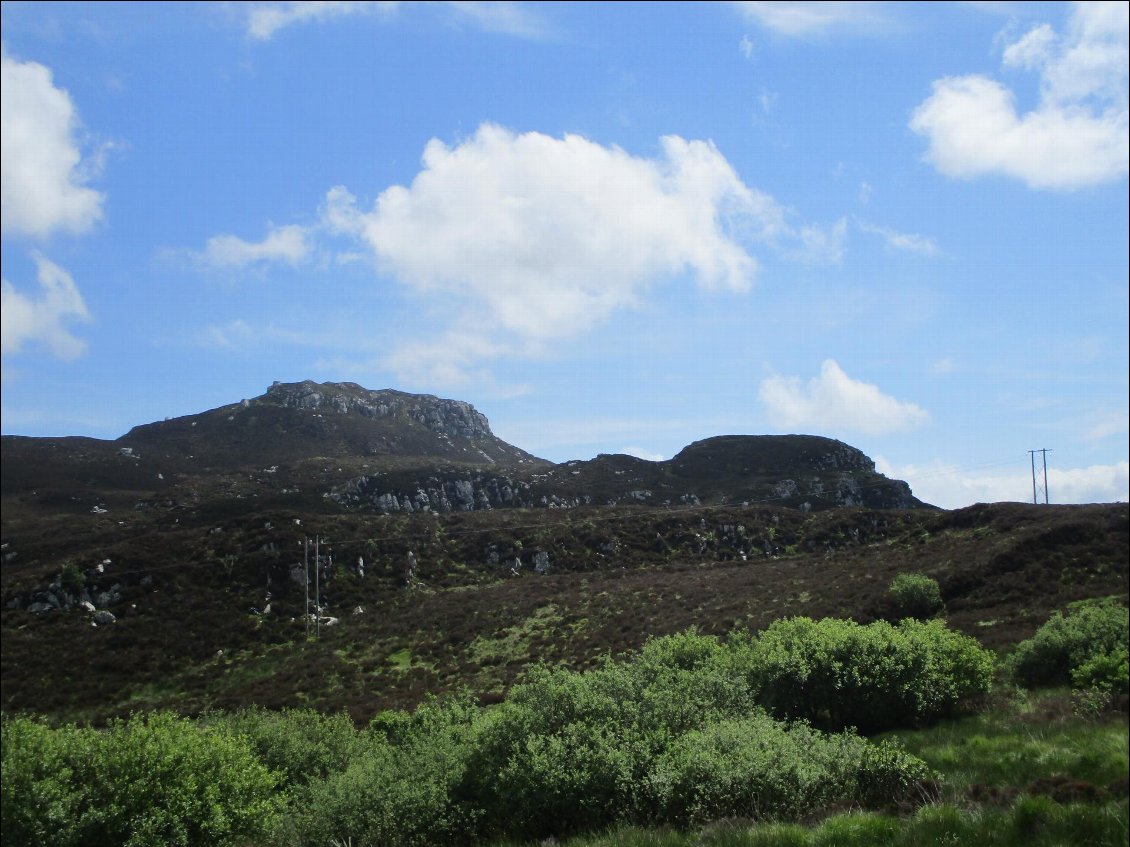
[
  {"left": 1, "top": 716, "right": 86, "bottom": 847},
  {"left": 643, "top": 714, "right": 934, "bottom": 827},
  {"left": 1, "top": 712, "right": 280, "bottom": 847},
  {"left": 888, "top": 572, "right": 943, "bottom": 619},
  {"left": 205, "top": 706, "right": 360, "bottom": 788},
  {"left": 1071, "top": 648, "right": 1129, "bottom": 695},
  {"left": 746, "top": 617, "right": 994, "bottom": 732},
  {"left": 1010, "top": 599, "right": 1129, "bottom": 689},
  {"left": 291, "top": 695, "right": 480, "bottom": 847}
]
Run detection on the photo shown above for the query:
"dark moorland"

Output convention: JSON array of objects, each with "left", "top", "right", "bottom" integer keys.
[{"left": 2, "top": 381, "right": 1126, "bottom": 724}]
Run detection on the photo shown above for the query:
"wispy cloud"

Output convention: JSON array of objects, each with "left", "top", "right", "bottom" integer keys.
[
  {"left": 760, "top": 359, "right": 930, "bottom": 435},
  {"left": 733, "top": 1, "right": 889, "bottom": 37},
  {"left": 856, "top": 218, "right": 943, "bottom": 256},
  {"left": 911, "top": 2, "right": 1129, "bottom": 190},
  {"left": 1, "top": 253, "right": 91, "bottom": 360},
  {"left": 245, "top": 1, "right": 551, "bottom": 41},
  {"left": 192, "top": 224, "right": 312, "bottom": 269},
  {"left": 246, "top": 1, "right": 400, "bottom": 40}
]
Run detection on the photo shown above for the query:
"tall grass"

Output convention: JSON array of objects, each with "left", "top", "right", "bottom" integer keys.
[{"left": 544, "top": 799, "right": 1129, "bottom": 847}]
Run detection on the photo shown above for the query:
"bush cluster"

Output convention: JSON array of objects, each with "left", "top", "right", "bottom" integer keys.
[
  {"left": 1, "top": 712, "right": 280, "bottom": 847},
  {"left": 3, "top": 618, "right": 996, "bottom": 846},
  {"left": 1010, "top": 598, "right": 1129, "bottom": 690},
  {"left": 888, "top": 572, "right": 944, "bottom": 619},
  {"left": 743, "top": 617, "right": 994, "bottom": 732}
]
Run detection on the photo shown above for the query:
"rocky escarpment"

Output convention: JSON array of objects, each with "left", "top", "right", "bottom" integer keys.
[
  {"left": 262, "top": 381, "right": 494, "bottom": 442},
  {"left": 327, "top": 470, "right": 592, "bottom": 512},
  {"left": 327, "top": 435, "right": 927, "bottom": 514}
]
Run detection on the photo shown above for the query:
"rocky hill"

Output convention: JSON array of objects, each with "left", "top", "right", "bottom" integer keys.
[
  {"left": 9, "top": 380, "right": 1063, "bottom": 724},
  {"left": 1, "top": 381, "right": 925, "bottom": 521}
]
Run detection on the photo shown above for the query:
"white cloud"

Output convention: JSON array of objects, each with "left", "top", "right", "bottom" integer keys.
[
  {"left": 443, "top": 1, "right": 550, "bottom": 38},
  {"left": 1002, "top": 22, "right": 1056, "bottom": 70},
  {"left": 796, "top": 216, "right": 847, "bottom": 263},
  {"left": 911, "top": 2, "right": 1129, "bottom": 190},
  {"left": 245, "top": 0, "right": 547, "bottom": 41},
  {"left": 620, "top": 446, "right": 666, "bottom": 462},
  {"left": 856, "top": 219, "right": 942, "bottom": 256},
  {"left": 878, "top": 456, "right": 1129, "bottom": 509},
  {"left": 931, "top": 357, "right": 957, "bottom": 375},
  {"left": 759, "top": 359, "right": 930, "bottom": 435},
  {"left": 1, "top": 48, "right": 104, "bottom": 238},
  {"left": 733, "top": 1, "right": 886, "bottom": 37},
  {"left": 198, "top": 224, "right": 311, "bottom": 268},
  {"left": 333, "top": 123, "right": 793, "bottom": 383},
  {"left": 246, "top": 1, "right": 399, "bottom": 40},
  {"left": 1, "top": 254, "right": 91, "bottom": 360}
]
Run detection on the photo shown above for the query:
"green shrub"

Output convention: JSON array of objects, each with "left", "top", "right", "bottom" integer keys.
[
  {"left": 644, "top": 715, "right": 934, "bottom": 827},
  {"left": 292, "top": 695, "right": 480, "bottom": 847},
  {"left": 1, "top": 712, "right": 280, "bottom": 847},
  {"left": 1010, "top": 599, "right": 1129, "bottom": 689},
  {"left": 461, "top": 663, "right": 645, "bottom": 839},
  {"left": 888, "top": 572, "right": 943, "bottom": 619},
  {"left": 1071, "top": 647, "right": 1129, "bottom": 695},
  {"left": 1, "top": 716, "right": 87, "bottom": 847},
  {"left": 60, "top": 561, "right": 86, "bottom": 596},
  {"left": 747, "top": 617, "right": 994, "bottom": 732},
  {"left": 205, "top": 706, "right": 360, "bottom": 789}
]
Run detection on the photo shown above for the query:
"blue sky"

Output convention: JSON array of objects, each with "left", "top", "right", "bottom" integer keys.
[{"left": 2, "top": 1, "right": 1127, "bottom": 508}]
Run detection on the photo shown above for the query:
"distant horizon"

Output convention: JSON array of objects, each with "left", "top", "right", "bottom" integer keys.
[
  {"left": 2, "top": 1, "right": 1127, "bottom": 511},
  {"left": 3, "top": 374, "right": 1122, "bottom": 512}
]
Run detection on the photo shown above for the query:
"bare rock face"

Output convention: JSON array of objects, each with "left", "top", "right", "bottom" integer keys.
[{"left": 264, "top": 381, "right": 494, "bottom": 440}]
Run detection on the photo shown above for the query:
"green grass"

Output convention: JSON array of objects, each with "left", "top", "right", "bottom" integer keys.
[
  {"left": 879, "top": 688, "right": 1128, "bottom": 796},
  {"left": 528, "top": 800, "right": 1129, "bottom": 847}
]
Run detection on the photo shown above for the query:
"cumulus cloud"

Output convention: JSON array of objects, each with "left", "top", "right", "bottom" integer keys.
[
  {"left": 877, "top": 457, "right": 1129, "bottom": 509},
  {"left": 245, "top": 1, "right": 547, "bottom": 41},
  {"left": 911, "top": 2, "right": 1129, "bottom": 190},
  {"left": 329, "top": 123, "right": 796, "bottom": 383},
  {"left": 1, "top": 254, "right": 91, "bottom": 360},
  {"left": 856, "top": 219, "right": 942, "bottom": 256},
  {"left": 759, "top": 359, "right": 930, "bottom": 435},
  {"left": 733, "top": 1, "right": 887, "bottom": 37},
  {"left": 197, "top": 224, "right": 311, "bottom": 268},
  {"left": 1, "top": 48, "right": 105, "bottom": 238}
]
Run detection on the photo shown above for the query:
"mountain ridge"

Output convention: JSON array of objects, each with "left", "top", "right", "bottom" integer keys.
[{"left": 2, "top": 380, "right": 928, "bottom": 512}]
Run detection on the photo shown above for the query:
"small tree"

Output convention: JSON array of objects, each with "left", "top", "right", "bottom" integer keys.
[
  {"left": 888, "top": 572, "right": 944, "bottom": 620},
  {"left": 60, "top": 562, "right": 86, "bottom": 597}
]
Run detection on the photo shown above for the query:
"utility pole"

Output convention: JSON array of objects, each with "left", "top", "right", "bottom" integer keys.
[
  {"left": 303, "top": 536, "right": 310, "bottom": 638},
  {"left": 315, "top": 535, "right": 321, "bottom": 639},
  {"left": 1029, "top": 449, "right": 1051, "bottom": 504}
]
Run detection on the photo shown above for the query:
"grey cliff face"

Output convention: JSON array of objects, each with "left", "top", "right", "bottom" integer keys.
[{"left": 264, "top": 381, "right": 494, "bottom": 440}]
